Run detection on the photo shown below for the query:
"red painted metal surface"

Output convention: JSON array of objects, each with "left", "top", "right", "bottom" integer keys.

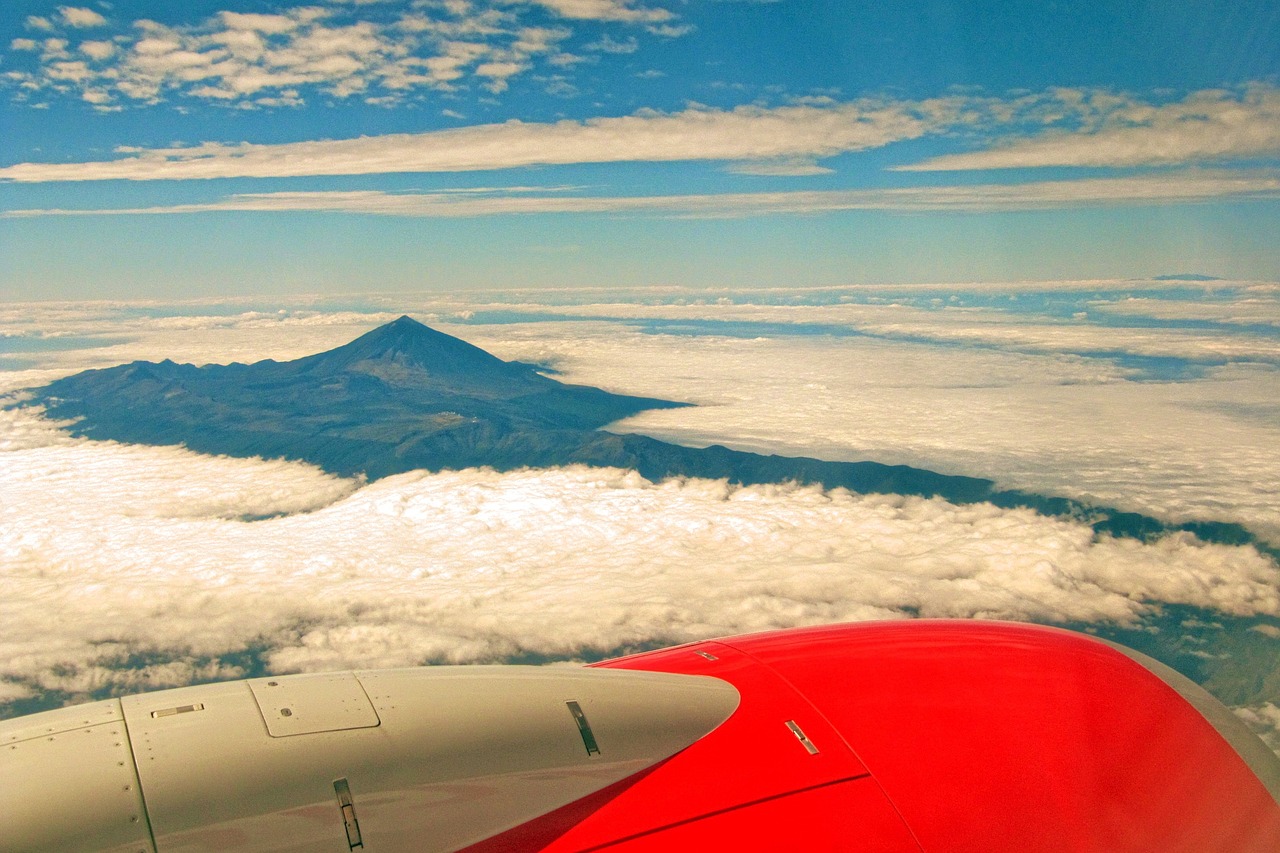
[
  {"left": 462, "top": 621, "right": 1280, "bottom": 851},
  {"left": 719, "top": 621, "right": 1280, "bottom": 852}
]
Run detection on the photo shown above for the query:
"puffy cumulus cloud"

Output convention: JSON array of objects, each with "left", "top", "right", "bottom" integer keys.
[
  {"left": 78, "top": 39, "right": 116, "bottom": 60},
  {"left": 899, "top": 85, "right": 1280, "bottom": 171},
  {"left": 2, "top": 425, "right": 1277, "bottom": 704},
  {"left": 8, "top": 170, "right": 1280, "bottom": 217},
  {"left": 0, "top": 0, "right": 681, "bottom": 109}
]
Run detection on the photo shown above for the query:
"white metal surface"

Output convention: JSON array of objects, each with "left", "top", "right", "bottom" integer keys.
[
  {"left": 1, "top": 666, "right": 740, "bottom": 853},
  {"left": 1, "top": 699, "right": 153, "bottom": 853}
]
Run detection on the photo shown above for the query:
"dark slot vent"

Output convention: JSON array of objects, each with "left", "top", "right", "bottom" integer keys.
[
  {"left": 334, "top": 778, "right": 364, "bottom": 850},
  {"left": 566, "top": 701, "right": 601, "bottom": 757}
]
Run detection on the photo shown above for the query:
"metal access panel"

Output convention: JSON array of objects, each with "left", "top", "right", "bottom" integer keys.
[{"left": 248, "top": 672, "right": 381, "bottom": 737}]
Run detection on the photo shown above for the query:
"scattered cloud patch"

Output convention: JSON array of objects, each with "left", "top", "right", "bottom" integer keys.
[
  {"left": 0, "top": 0, "right": 688, "bottom": 109},
  {"left": 57, "top": 6, "right": 108, "bottom": 28}
]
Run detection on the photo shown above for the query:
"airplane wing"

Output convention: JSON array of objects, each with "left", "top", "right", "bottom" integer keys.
[{"left": 3, "top": 620, "right": 1278, "bottom": 851}]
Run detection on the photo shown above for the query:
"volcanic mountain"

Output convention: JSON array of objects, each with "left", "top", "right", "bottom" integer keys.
[
  {"left": 23, "top": 316, "right": 1271, "bottom": 552},
  {"left": 29, "top": 316, "right": 991, "bottom": 496}
]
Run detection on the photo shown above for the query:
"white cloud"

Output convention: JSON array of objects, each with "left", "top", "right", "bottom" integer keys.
[
  {"left": 39, "top": 38, "right": 71, "bottom": 59},
  {"left": 78, "top": 39, "right": 116, "bottom": 60},
  {"left": 431, "top": 295, "right": 1280, "bottom": 543},
  {"left": 7, "top": 170, "right": 1280, "bottom": 216},
  {"left": 1089, "top": 293, "right": 1280, "bottom": 328},
  {"left": 474, "top": 59, "right": 527, "bottom": 90},
  {"left": 58, "top": 6, "right": 108, "bottom": 28},
  {"left": 218, "top": 11, "right": 302, "bottom": 35},
  {"left": 899, "top": 86, "right": 1280, "bottom": 171},
  {"left": 522, "top": 0, "right": 673, "bottom": 23}
]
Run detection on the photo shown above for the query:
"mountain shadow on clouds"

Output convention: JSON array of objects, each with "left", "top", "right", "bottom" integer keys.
[{"left": 21, "top": 316, "right": 1272, "bottom": 554}]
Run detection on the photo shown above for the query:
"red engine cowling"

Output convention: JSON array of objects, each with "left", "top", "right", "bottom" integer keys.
[{"left": 465, "top": 620, "right": 1280, "bottom": 852}]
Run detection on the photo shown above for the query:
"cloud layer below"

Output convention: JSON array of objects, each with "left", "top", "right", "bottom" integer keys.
[
  {"left": 1, "top": 292, "right": 1276, "bottom": 720},
  {"left": 2, "top": 407, "right": 1276, "bottom": 705},
  {"left": 436, "top": 295, "right": 1280, "bottom": 543}
]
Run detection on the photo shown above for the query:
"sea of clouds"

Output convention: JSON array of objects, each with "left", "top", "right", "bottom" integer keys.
[{"left": 1, "top": 282, "right": 1278, "bottom": 745}]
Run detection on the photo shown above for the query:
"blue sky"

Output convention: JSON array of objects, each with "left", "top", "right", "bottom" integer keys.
[{"left": 2, "top": 0, "right": 1279, "bottom": 298}]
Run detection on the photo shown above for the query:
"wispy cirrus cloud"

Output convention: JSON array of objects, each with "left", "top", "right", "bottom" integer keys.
[
  {"left": 898, "top": 85, "right": 1280, "bottom": 171},
  {"left": 1, "top": 0, "right": 685, "bottom": 109},
  {"left": 3, "top": 84, "right": 1277, "bottom": 179},
  {"left": 0, "top": 100, "right": 946, "bottom": 180},
  {"left": 6, "top": 170, "right": 1279, "bottom": 217}
]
